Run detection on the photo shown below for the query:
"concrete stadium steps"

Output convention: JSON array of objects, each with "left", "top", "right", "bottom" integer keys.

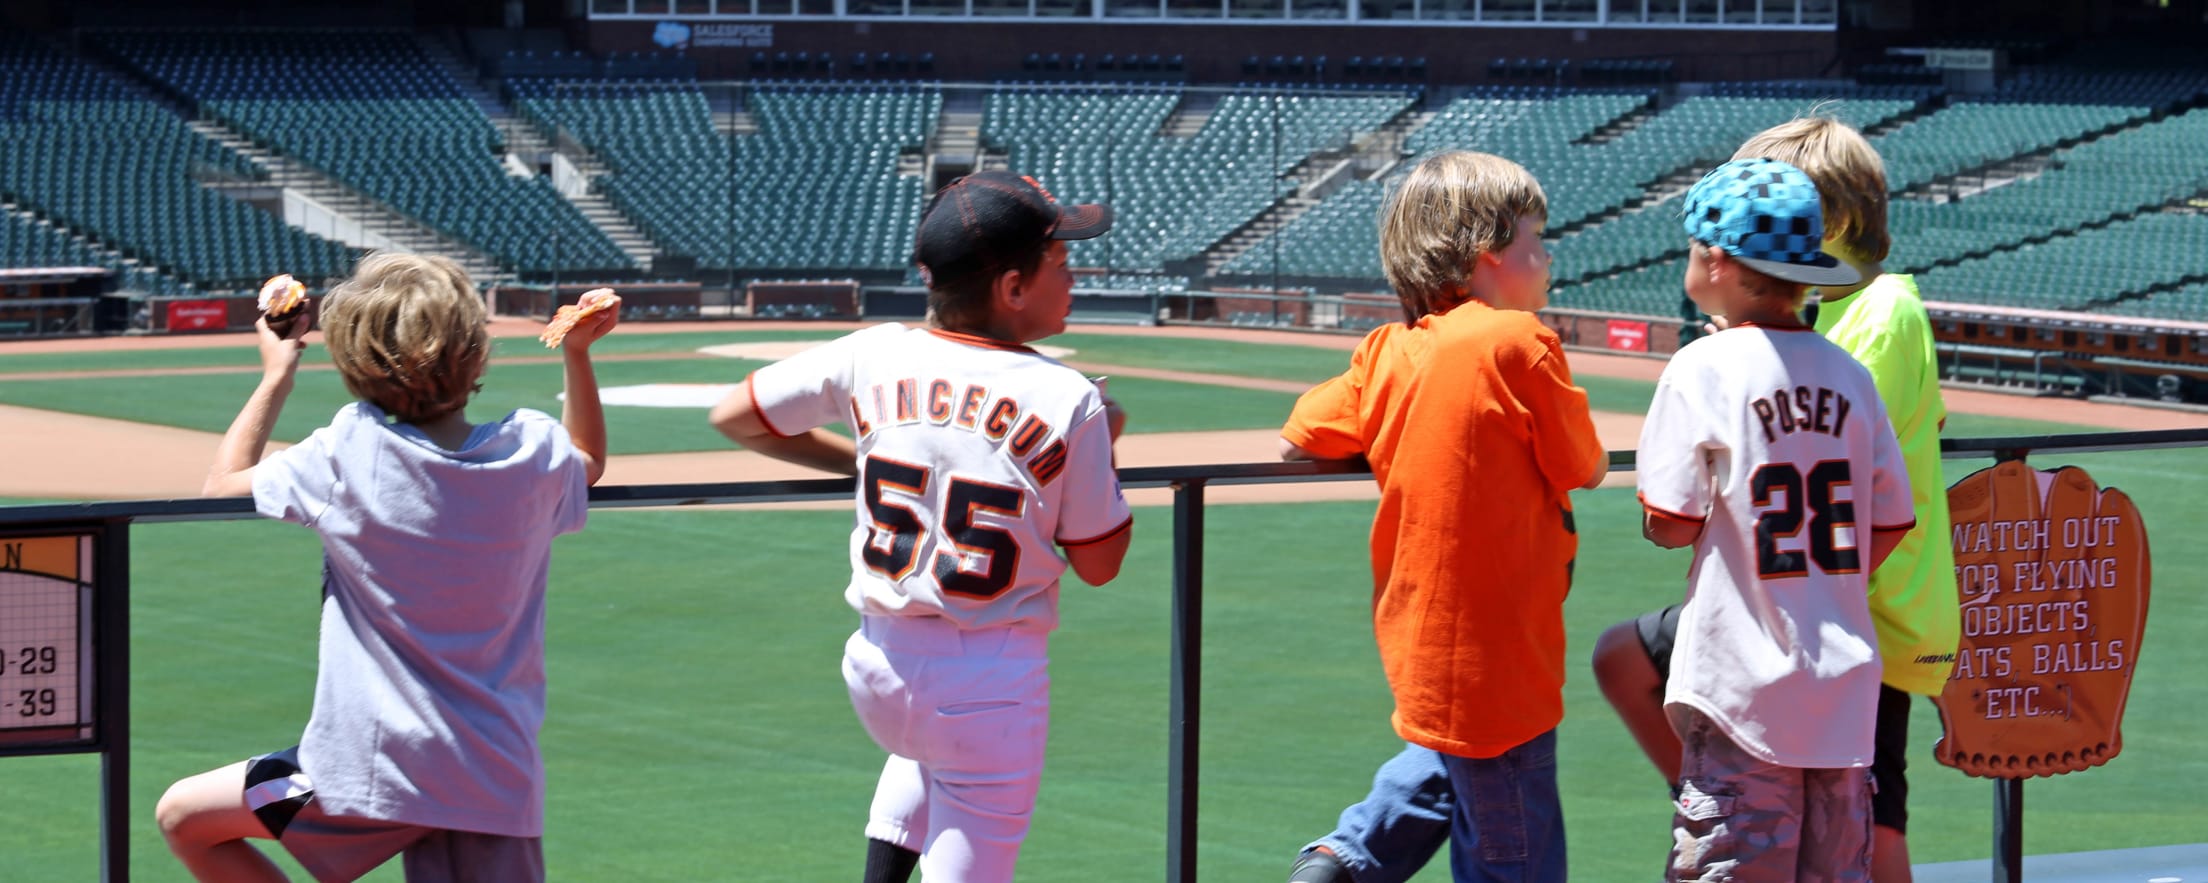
[
  {"left": 1158, "top": 92, "right": 1214, "bottom": 138},
  {"left": 1859, "top": 96, "right": 1944, "bottom": 137},
  {"left": 926, "top": 105, "right": 984, "bottom": 179},
  {"left": 1896, "top": 195, "right": 2203, "bottom": 277},
  {"left": 181, "top": 119, "right": 502, "bottom": 283},
  {"left": 501, "top": 122, "right": 663, "bottom": 270},
  {"left": 1570, "top": 102, "right": 1659, "bottom": 145},
  {"left": 1895, "top": 109, "right": 2164, "bottom": 204},
  {"left": 1196, "top": 99, "right": 1419, "bottom": 275},
  {"left": 414, "top": 32, "right": 664, "bottom": 273},
  {"left": 1201, "top": 194, "right": 1322, "bottom": 276},
  {"left": 414, "top": 32, "right": 509, "bottom": 121},
  {"left": 1, "top": 201, "right": 186, "bottom": 291}
]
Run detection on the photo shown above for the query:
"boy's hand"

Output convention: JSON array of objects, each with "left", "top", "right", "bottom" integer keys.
[
  {"left": 558, "top": 289, "right": 622, "bottom": 352},
  {"left": 254, "top": 315, "right": 307, "bottom": 379},
  {"left": 1092, "top": 376, "right": 1126, "bottom": 441},
  {"left": 1101, "top": 393, "right": 1127, "bottom": 441}
]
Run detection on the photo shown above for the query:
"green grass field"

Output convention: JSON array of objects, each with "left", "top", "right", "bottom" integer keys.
[{"left": 0, "top": 329, "right": 2201, "bottom": 880}]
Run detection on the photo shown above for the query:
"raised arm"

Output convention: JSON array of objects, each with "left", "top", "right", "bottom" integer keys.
[
  {"left": 203, "top": 318, "right": 306, "bottom": 497},
  {"left": 559, "top": 290, "right": 623, "bottom": 486}
]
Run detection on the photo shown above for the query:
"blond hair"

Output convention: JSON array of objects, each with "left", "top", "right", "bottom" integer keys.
[
  {"left": 1378, "top": 151, "right": 1547, "bottom": 323},
  {"left": 1733, "top": 116, "right": 1891, "bottom": 263},
  {"left": 321, "top": 252, "right": 489, "bottom": 424}
]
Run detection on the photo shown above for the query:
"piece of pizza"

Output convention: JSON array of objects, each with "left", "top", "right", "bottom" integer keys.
[
  {"left": 540, "top": 288, "right": 620, "bottom": 348},
  {"left": 259, "top": 274, "right": 311, "bottom": 338}
]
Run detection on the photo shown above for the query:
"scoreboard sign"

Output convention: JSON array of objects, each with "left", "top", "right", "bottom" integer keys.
[
  {"left": 1933, "top": 461, "right": 2150, "bottom": 778},
  {"left": 0, "top": 531, "right": 97, "bottom": 751}
]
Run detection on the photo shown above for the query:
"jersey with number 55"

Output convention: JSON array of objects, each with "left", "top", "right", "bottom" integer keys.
[
  {"left": 1636, "top": 325, "right": 1915, "bottom": 768},
  {"left": 747, "top": 323, "right": 1132, "bottom": 632}
]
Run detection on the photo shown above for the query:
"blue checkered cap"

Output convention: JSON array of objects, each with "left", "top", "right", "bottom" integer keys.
[{"left": 1681, "top": 158, "right": 1860, "bottom": 287}]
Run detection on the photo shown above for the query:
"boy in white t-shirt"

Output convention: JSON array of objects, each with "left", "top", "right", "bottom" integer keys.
[
  {"left": 1637, "top": 159, "right": 1915, "bottom": 882},
  {"left": 710, "top": 171, "right": 1133, "bottom": 883},
  {"left": 155, "top": 253, "right": 619, "bottom": 882}
]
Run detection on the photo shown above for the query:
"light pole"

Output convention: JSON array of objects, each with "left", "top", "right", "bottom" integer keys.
[{"left": 1270, "top": 89, "right": 1282, "bottom": 325}]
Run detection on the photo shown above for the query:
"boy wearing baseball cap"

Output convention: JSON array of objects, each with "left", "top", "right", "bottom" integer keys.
[
  {"left": 710, "top": 171, "right": 1133, "bottom": 883},
  {"left": 1594, "top": 117, "right": 1957, "bottom": 882},
  {"left": 1635, "top": 157, "right": 1917, "bottom": 881}
]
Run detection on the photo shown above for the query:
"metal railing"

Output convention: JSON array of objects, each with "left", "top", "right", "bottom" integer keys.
[{"left": 2, "top": 426, "right": 2204, "bottom": 881}]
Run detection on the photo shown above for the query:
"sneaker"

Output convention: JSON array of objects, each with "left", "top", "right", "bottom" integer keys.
[{"left": 1287, "top": 847, "right": 1352, "bottom": 883}]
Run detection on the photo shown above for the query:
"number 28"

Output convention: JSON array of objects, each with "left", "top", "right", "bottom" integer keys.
[
  {"left": 1751, "top": 460, "right": 1860, "bottom": 578},
  {"left": 862, "top": 456, "right": 1028, "bottom": 598}
]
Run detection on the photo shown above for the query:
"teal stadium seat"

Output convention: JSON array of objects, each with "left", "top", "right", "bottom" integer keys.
[
  {"left": 518, "top": 81, "right": 934, "bottom": 273},
  {"left": 95, "top": 29, "right": 632, "bottom": 279},
  {"left": 0, "top": 34, "right": 349, "bottom": 291}
]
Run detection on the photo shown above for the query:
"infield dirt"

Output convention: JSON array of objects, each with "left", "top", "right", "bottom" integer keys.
[{"left": 4, "top": 319, "right": 2200, "bottom": 504}]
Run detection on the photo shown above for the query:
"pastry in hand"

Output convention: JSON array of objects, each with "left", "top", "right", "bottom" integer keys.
[
  {"left": 259, "top": 274, "right": 311, "bottom": 339},
  {"left": 540, "top": 289, "right": 620, "bottom": 348}
]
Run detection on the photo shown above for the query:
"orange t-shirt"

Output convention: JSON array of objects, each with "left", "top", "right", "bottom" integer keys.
[{"left": 1281, "top": 301, "right": 1606, "bottom": 758}]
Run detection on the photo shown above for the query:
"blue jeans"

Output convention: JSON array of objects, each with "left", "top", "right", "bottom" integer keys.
[
  {"left": 1308, "top": 743, "right": 1452, "bottom": 883},
  {"left": 1310, "top": 734, "right": 1564, "bottom": 883}
]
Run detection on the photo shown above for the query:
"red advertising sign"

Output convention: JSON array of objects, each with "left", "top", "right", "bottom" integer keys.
[
  {"left": 165, "top": 300, "right": 229, "bottom": 333},
  {"left": 1605, "top": 319, "right": 1649, "bottom": 352},
  {"left": 1934, "top": 461, "right": 2151, "bottom": 779}
]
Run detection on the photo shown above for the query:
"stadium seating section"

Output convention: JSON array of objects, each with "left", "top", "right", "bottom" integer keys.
[
  {"left": 1231, "top": 90, "right": 1913, "bottom": 285},
  {"left": 0, "top": 33, "right": 349, "bottom": 293},
  {"left": 515, "top": 81, "right": 936, "bottom": 274},
  {"left": 984, "top": 86, "right": 1414, "bottom": 273},
  {"left": 1, "top": 27, "right": 2204, "bottom": 332},
  {"left": 1914, "top": 212, "right": 2208, "bottom": 311},
  {"left": 94, "top": 29, "right": 631, "bottom": 278}
]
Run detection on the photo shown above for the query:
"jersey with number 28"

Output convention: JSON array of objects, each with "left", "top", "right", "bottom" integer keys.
[
  {"left": 1636, "top": 325, "right": 1915, "bottom": 768},
  {"left": 748, "top": 323, "right": 1132, "bottom": 632}
]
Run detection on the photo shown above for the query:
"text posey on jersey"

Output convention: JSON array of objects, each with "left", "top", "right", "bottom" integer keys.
[
  {"left": 746, "top": 323, "right": 1131, "bottom": 630},
  {"left": 1636, "top": 327, "right": 1915, "bottom": 766}
]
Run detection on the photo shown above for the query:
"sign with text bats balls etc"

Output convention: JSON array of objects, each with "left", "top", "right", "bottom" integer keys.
[{"left": 1933, "top": 461, "right": 2150, "bottom": 779}]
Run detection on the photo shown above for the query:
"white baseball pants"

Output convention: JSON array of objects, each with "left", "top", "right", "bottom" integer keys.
[{"left": 844, "top": 615, "right": 1051, "bottom": 883}]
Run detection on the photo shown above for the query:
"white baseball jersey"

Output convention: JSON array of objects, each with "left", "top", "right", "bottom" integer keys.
[
  {"left": 1637, "top": 325, "right": 1916, "bottom": 768},
  {"left": 748, "top": 322, "right": 1132, "bottom": 632}
]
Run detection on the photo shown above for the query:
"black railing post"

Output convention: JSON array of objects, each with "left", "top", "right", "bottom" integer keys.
[
  {"left": 1992, "top": 778, "right": 2023, "bottom": 883},
  {"left": 98, "top": 519, "right": 130, "bottom": 883},
  {"left": 1986, "top": 443, "right": 2028, "bottom": 883},
  {"left": 1167, "top": 478, "right": 1205, "bottom": 883}
]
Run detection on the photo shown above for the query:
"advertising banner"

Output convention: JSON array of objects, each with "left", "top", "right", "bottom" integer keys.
[
  {"left": 1605, "top": 319, "right": 1649, "bottom": 352},
  {"left": 165, "top": 299, "right": 229, "bottom": 332}
]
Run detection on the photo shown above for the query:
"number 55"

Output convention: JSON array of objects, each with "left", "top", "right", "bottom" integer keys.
[{"left": 862, "top": 456, "right": 1028, "bottom": 598}]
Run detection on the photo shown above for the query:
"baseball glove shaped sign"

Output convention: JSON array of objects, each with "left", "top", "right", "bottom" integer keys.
[{"left": 1934, "top": 461, "right": 2151, "bottom": 778}]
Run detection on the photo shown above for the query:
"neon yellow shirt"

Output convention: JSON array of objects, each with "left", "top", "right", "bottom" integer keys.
[{"left": 1815, "top": 273, "right": 1961, "bottom": 694}]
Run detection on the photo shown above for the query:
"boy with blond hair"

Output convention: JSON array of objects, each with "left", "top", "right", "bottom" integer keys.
[
  {"left": 711, "top": 170, "right": 1132, "bottom": 883},
  {"left": 1593, "top": 116, "right": 1957, "bottom": 881},
  {"left": 1281, "top": 150, "right": 1606, "bottom": 883},
  {"left": 1638, "top": 157, "right": 1916, "bottom": 881},
  {"left": 155, "top": 254, "right": 619, "bottom": 882}
]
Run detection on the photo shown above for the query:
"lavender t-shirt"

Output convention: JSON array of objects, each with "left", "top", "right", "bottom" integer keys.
[{"left": 254, "top": 402, "right": 588, "bottom": 836}]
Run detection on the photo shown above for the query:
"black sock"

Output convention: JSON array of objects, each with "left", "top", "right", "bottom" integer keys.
[{"left": 862, "top": 837, "right": 920, "bottom": 883}]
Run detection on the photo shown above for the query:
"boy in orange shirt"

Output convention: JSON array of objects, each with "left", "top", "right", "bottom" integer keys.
[{"left": 1281, "top": 150, "right": 1607, "bottom": 883}]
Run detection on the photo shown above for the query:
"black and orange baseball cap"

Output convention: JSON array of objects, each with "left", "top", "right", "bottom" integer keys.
[{"left": 913, "top": 171, "right": 1113, "bottom": 290}]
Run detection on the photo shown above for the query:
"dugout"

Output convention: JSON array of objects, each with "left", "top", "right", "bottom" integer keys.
[{"left": 0, "top": 267, "right": 110, "bottom": 339}]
